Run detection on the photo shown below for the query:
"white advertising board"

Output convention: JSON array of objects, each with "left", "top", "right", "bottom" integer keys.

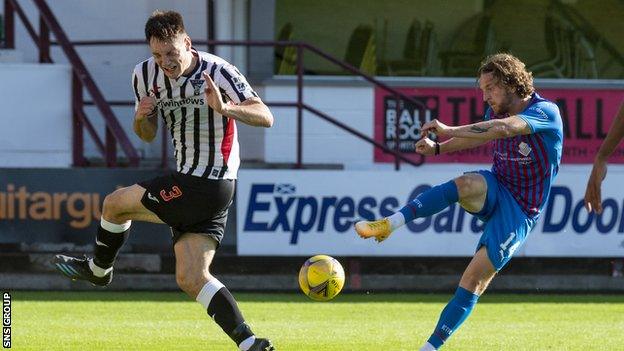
[{"left": 236, "top": 166, "right": 624, "bottom": 257}]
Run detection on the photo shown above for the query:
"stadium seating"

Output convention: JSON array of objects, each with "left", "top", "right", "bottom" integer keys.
[
  {"left": 529, "top": 10, "right": 597, "bottom": 79},
  {"left": 439, "top": 13, "right": 499, "bottom": 77},
  {"left": 274, "top": 22, "right": 297, "bottom": 75},
  {"left": 570, "top": 0, "right": 624, "bottom": 78},
  {"left": 529, "top": 14, "right": 573, "bottom": 78},
  {"left": 344, "top": 24, "right": 377, "bottom": 75},
  {"left": 380, "top": 19, "right": 439, "bottom": 77}
]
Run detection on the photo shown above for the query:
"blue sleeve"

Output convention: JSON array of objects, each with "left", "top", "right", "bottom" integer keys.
[{"left": 518, "top": 101, "right": 561, "bottom": 134}]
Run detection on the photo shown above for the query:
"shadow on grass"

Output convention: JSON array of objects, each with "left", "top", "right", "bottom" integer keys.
[{"left": 12, "top": 291, "right": 624, "bottom": 304}]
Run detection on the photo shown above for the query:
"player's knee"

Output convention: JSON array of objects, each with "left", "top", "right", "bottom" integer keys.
[
  {"left": 454, "top": 174, "right": 485, "bottom": 198},
  {"left": 102, "top": 192, "right": 123, "bottom": 220},
  {"left": 175, "top": 271, "right": 191, "bottom": 292},
  {"left": 102, "top": 188, "right": 134, "bottom": 222},
  {"left": 460, "top": 274, "right": 491, "bottom": 295},
  {"left": 453, "top": 175, "right": 472, "bottom": 193},
  {"left": 459, "top": 275, "right": 479, "bottom": 291},
  {"left": 175, "top": 270, "right": 198, "bottom": 294},
  {"left": 176, "top": 269, "right": 212, "bottom": 296}
]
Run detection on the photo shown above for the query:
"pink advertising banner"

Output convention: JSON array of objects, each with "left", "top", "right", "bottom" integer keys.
[{"left": 374, "top": 87, "right": 624, "bottom": 164}]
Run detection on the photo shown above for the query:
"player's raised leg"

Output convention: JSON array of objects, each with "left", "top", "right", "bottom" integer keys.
[
  {"left": 419, "top": 247, "right": 496, "bottom": 351},
  {"left": 175, "top": 233, "right": 274, "bottom": 351},
  {"left": 355, "top": 173, "right": 487, "bottom": 242},
  {"left": 53, "top": 184, "right": 162, "bottom": 286}
]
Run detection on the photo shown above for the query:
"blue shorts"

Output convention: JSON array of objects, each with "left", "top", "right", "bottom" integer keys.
[{"left": 467, "top": 170, "right": 536, "bottom": 271}]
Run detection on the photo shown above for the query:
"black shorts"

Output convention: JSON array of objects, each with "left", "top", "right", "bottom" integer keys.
[{"left": 138, "top": 172, "right": 235, "bottom": 246}]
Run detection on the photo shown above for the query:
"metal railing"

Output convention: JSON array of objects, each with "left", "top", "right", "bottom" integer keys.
[
  {"left": 63, "top": 39, "right": 428, "bottom": 170},
  {"left": 3, "top": 0, "right": 139, "bottom": 167},
  {"left": 3, "top": 0, "right": 427, "bottom": 170}
]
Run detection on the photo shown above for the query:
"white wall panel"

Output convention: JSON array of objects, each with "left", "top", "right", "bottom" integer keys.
[{"left": 0, "top": 64, "right": 72, "bottom": 167}]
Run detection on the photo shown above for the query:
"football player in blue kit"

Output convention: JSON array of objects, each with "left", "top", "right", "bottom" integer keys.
[{"left": 356, "top": 53, "right": 563, "bottom": 350}]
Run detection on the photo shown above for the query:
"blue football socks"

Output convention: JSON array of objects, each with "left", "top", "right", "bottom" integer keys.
[
  {"left": 427, "top": 287, "right": 480, "bottom": 349},
  {"left": 399, "top": 180, "right": 459, "bottom": 222}
]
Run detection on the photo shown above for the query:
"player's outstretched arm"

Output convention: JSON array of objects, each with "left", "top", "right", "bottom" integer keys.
[
  {"left": 203, "top": 71, "right": 274, "bottom": 128},
  {"left": 415, "top": 136, "right": 488, "bottom": 156},
  {"left": 440, "top": 137, "right": 489, "bottom": 154},
  {"left": 584, "top": 103, "right": 624, "bottom": 213},
  {"left": 593, "top": 103, "right": 624, "bottom": 162},
  {"left": 421, "top": 116, "right": 531, "bottom": 141},
  {"left": 133, "top": 96, "right": 158, "bottom": 142}
]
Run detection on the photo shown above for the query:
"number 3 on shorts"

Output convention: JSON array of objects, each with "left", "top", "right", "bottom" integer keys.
[{"left": 160, "top": 186, "right": 183, "bottom": 202}]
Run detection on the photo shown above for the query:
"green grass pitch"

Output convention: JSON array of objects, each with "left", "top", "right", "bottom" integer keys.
[{"left": 13, "top": 291, "right": 624, "bottom": 350}]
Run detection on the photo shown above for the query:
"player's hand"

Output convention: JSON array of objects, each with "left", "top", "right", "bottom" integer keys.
[
  {"left": 584, "top": 158, "right": 607, "bottom": 214},
  {"left": 203, "top": 71, "right": 229, "bottom": 115},
  {"left": 415, "top": 137, "right": 436, "bottom": 156},
  {"left": 136, "top": 96, "right": 157, "bottom": 121},
  {"left": 421, "top": 119, "right": 453, "bottom": 138}
]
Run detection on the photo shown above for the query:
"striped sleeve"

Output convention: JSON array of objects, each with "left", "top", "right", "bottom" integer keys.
[
  {"left": 132, "top": 61, "right": 149, "bottom": 111},
  {"left": 215, "top": 64, "right": 258, "bottom": 104}
]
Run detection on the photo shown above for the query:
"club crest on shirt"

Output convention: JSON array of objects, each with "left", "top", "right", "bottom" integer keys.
[
  {"left": 518, "top": 142, "right": 532, "bottom": 156},
  {"left": 190, "top": 79, "right": 204, "bottom": 95}
]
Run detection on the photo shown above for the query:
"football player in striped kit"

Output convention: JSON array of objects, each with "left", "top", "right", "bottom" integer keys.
[
  {"left": 356, "top": 53, "right": 563, "bottom": 350},
  {"left": 54, "top": 10, "right": 275, "bottom": 351}
]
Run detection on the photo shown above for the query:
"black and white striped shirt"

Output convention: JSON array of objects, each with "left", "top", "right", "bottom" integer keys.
[{"left": 132, "top": 49, "right": 258, "bottom": 180}]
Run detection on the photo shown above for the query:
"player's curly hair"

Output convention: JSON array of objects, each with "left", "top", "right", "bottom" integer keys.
[
  {"left": 478, "top": 53, "right": 534, "bottom": 98},
  {"left": 145, "top": 10, "right": 186, "bottom": 43}
]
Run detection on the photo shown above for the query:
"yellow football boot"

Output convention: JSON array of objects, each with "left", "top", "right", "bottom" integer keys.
[{"left": 354, "top": 218, "right": 393, "bottom": 243}]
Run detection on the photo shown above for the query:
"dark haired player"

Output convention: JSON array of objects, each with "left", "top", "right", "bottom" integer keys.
[{"left": 53, "top": 10, "right": 275, "bottom": 351}]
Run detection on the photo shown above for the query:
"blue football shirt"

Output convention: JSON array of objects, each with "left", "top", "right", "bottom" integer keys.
[{"left": 485, "top": 92, "right": 564, "bottom": 217}]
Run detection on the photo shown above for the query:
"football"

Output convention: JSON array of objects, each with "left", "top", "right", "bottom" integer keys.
[{"left": 298, "top": 255, "right": 345, "bottom": 301}]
